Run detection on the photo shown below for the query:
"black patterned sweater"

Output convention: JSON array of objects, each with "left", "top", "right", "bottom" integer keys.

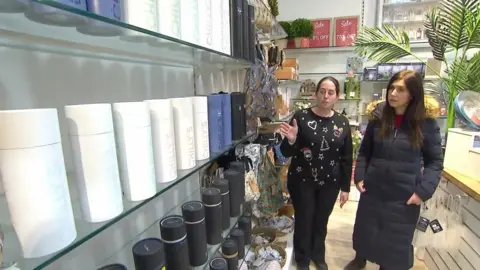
[{"left": 280, "top": 108, "right": 353, "bottom": 192}]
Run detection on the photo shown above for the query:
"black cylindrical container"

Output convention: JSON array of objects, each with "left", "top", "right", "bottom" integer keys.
[
  {"left": 230, "top": 228, "right": 245, "bottom": 259},
  {"left": 248, "top": 4, "right": 256, "bottom": 62},
  {"left": 231, "top": 0, "right": 243, "bottom": 58},
  {"left": 159, "top": 215, "right": 190, "bottom": 270},
  {"left": 224, "top": 169, "right": 244, "bottom": 216},
  {"left": 228, "top": 162, "right": 246, "bottom": 204},
  {"left": 132, "top": 238, "right": 166, "bottom": 270},
  {"left": 242, "top": 0, "right": 249, "bottom": 60},
  {"left": 210, "top": 257, "right": 228, "bottom": 270},
  {"left": 202, "top": 188, "right": 223, "bottom": 245},
  {"left": 222, "top": 238, "right": 239, "bottom": 270},
  {"left": 182, "top": 201, "right": 208, "bottom": 267},
  {"left": 230, "top": 93, "right": 247, "bottom": 140},
  {"left": 212, "top": 179, "right": 231, "bottom": 230},
  {"left": 97, "top": 264, "right": 127, "bottom": 270},
  {"left": 238, "top": 215, "right": 252, "bottom": 244}
]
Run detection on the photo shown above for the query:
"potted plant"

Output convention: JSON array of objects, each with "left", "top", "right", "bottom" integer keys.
[
  {"left": 291, "top": 18, "right": 314, "bottom": 48},
  {"left": 277, "top": 21, "right": 293, "bottom": 50},
  {"left": 353, "top": 0, "right": 480, "bottom": 132}
]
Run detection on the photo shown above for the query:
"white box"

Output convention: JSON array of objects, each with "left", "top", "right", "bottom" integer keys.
[{"left": 444, "top": 128, "right": 480, "bottom": 181}]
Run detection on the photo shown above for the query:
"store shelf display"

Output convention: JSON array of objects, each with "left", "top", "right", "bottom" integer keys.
[
  {"left": 249, "top": 0, "right": 287, "bottom": 42},
  {"left": 0, "top": 0, "right": 250, "bottom": 68},
  {"left": 0, "top": 98, "right": 252, "bottom": 269},
  {"left": 96, "top": 188, "right": 250, "bottom": 270}
]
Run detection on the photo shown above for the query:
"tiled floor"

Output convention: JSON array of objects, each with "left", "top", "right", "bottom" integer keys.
[{"left": 289, "top": 201, "right": 428, "bottom": 270}]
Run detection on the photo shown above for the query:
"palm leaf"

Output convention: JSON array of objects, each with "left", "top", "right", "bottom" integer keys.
[
  {"left": 464, "top": 4, "right": 480, "bottom": 48},
  {"left": 437, "top": 0, "right": 478, "bottom": 49},
  {"left": 466, "top": 52, "right": 480, "bottom": 91},
  {"left": 424, "top": 8, "right": 448, "bottom": 61},
  {"left": 354, "top": 25, "right": 412, "bottom": 63},
  {"left": 445, "top": 51, "right": 480, "bottom": 92}
]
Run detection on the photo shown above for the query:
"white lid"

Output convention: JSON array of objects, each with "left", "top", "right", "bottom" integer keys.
[
  {"left": 0, "top": 108, "right": 61, "bottom": 149},
  {"left": 191, "top": 96, "right": 208, "bottom": 113},
  {"left": 64, "top": 103, "right": 114, "bottom": 135},
  {"left": 113, "top": 102, "right": 150, "bottom": 128},
  {"left": 170, "top": 97, "right": 193, "bottom": 110},
  {"left": 144, "top": 99, "right": 172, "bottom": 115}
]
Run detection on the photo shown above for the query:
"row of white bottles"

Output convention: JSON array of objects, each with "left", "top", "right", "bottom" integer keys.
[
  {"left": 0, "top": 97, "right": 210, "bottom": 259},
  {"left": 121, "top": 0, "right": 230, "bottom": 54}
]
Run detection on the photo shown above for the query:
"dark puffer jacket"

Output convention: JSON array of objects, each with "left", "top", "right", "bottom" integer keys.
[{"left": 353, "top": 102, "right": 443, "bottom": 270}]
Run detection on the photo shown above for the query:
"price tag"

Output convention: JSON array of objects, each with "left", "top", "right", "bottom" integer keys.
[
  {"left": 430, "top": 219, "right": 444, "bottom": 233},
  {"left": 415, "top": 216, "right": 430, "bottom": 232}
]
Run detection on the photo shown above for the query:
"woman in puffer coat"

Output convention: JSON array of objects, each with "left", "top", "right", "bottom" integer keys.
[{"left": 345, "top": 71, "right": 444, "bottom": 270}]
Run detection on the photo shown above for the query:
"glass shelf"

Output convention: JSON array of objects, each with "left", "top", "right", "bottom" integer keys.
[
  {"left": 0, "top": 0, "right": 251, "bottom": 69},
  {"left": 249, "top": 0, "right": 287, "bottom": 42},
  {"left": 96, "top": 188, "right": 249, "bottom": 270},
  {"left": 0, "top": 133, "right": 255, "bottom": 270}
]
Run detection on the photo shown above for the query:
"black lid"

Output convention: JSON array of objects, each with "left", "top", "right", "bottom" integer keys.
[
  {"left": 230, "top": 228, "right": 244, "bottom": 238},
  {"left": 182, "top": 201, "right": 205, "bottom": 222},
  {"left": 229, "top": 161, "right": 245, "bottom": 171},
  {"left": 223, "top": 169, "right": 243, "bottom": 182},
  {"left": 159, "top": 215, "right": 186, "bottom": 242},
  {"left": 212, "top": 179, "right": 229, "bottom": 194},
  {"left": 97, "top": 264, "right": 127, "bottom": 270},
  {"left": 132, "top": 238, "right": 165, "bottom": 269},
  {"left": 238, "top": 215, "right": 251, "bottom": 226},
  {"left": 222, "top": 238, "right": 238, "bottom": 255},
  {"left": 202, "top": 188, "right": 221, "bottom": 206},
  {"left": 209, "top": 257, "right": 228, "bottom": 270}
]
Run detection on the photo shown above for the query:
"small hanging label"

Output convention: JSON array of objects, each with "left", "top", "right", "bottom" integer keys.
[
  {"left": 429, "top": 219, "right": 444, "bottom": 233},
  {"left": 415, "top": 216, "right": 430, "bottom": 232}
]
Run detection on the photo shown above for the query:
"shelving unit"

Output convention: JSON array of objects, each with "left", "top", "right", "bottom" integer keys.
[
  {"left": 379, "top": 0, "right": 440, "bottom": 43},
  {"left": 0, "top": 0, "right": 286, "bottom": 269}
]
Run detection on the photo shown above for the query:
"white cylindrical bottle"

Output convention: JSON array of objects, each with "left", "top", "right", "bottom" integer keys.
[
  {"left": 157, "top": 0, "right": 181, "bottom": 39},
  {"left": 121, "top": 0, "right": 158, "bottom": 42},
  {"left": 192, "top": 96, "right": 210, "bottom": 160},
  {"left": 197, "top": 0, "right": 213, "bottom": 48},
  {"left": 112, "top": 102, "right": 157, "bottom": 202},
  {"left": 210, "top": 0, "right": 223, "bottom": 52},
  {"left": 64, "top": 104, "right": 123, "bottom": 223},
  {"left": 0, "top": 109, "right": 77, "bottom": 258},
  {"left": 180, "top": 0, "right": 199, "bottom": 44},
  {"left": 145, "top": 99, "right": 178, "bottom": 183},
  {"left": 171, "top": 97, "right": 196, "bottom": 170},
  {"left": 221, "top": 0, "right": 231, "bottom": 54}
]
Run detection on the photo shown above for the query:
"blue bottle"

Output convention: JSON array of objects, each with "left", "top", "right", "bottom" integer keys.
[
  {"left": 77, "top": 0, "right": 123, "bottom": 36},
  {"left": 220, "top": 93, "right": 232, "bottom": 146},
  {"left": 25, "top": 0, "right": 87, "bottom": 27},
  {"left": 207, "top": 94, "right": 224, "bottom": 154}
]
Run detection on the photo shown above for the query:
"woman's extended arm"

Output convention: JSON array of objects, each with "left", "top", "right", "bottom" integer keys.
[
  {"left": 279, "top": 113, "right": 301, "bottom": 157},
  {"left": 415, "top": 119, "right": 444, "bottom": 201},
  {"left": 354, "top": 120, "right": 375, "bottom": 184},
  {"left": 339, "top": 124, "right": 353, "bottom": 192}
]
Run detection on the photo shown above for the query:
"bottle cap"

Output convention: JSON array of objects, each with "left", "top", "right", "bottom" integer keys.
[
  {"left": 182, "top": 201, "right": 205, "bottom": 223},
  {"left": 202, "top": 188, "right": 222, "bottom": 206},
  {"left": 159, "top": 215, "right": 186, "bottom": 242}
]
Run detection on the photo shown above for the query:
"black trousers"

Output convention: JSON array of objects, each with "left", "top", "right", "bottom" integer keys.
[{"left": 288, "top": 179, "right": 340, "bottom": 267}]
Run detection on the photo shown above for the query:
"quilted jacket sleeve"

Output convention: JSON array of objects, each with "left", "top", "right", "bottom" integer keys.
[
  {"left": 354, "top": 120, "right": 375, "bottom": 184},
  {"left": 415, "top": 119, "right": 444, "bottom": 202}
]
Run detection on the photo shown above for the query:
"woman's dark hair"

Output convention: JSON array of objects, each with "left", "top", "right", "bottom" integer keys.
[
  {"left": 316, "top": 76, "right": 340, "bottom": 96},
  {"left": 380, "top": 70, "right": 425, "bottom": 148}
]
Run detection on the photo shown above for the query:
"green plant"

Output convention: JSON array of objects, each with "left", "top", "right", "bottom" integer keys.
[
  {"left": 291, "top": 18, "right": 314, "bottom": 38},
  {"left": 354, "top": 0, "right": 480, "bottom": 130},
  {"left": 279, "top": 21, "right": 293, "bottom": 38},
  {"left": 345, "top": 75, "right": 361, "bottom": 99},
  {"left": 268, "top": 0, "right": 279, "bottom": 17}
]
